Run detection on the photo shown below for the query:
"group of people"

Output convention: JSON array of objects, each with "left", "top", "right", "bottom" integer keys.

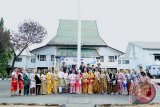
[{"left": 11, "top": 62, "right": 152, "bottom": 96}]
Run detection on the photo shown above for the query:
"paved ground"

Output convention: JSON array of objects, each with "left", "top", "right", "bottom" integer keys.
[{"left": 0, "top": 80, "right": 159, "bottom": 107}]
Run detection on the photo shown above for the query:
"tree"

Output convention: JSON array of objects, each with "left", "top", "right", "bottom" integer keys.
[
  {"left": 0, "top": 18, "right": 12, "bottom": 79},
  {"left": 11, "top": 19, "right": 47, "bottom": 72}
]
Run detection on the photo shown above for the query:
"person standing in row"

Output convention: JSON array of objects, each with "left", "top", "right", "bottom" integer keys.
[
  {"left": 117, "top": 70, "right": 123, "bottom": 94},
  {"left": 18, "top": 68, "right": 24, "bottom": 96},
  {"left": 58, "top": 69, "right": 65, "bottom": 94},
  {"left": 82, "top": 68, "right": 88, "bottom": 94},
  {"left": 29, "top": 69, "right": 36, "bottom": 95},
  {"left": 11, "top": 68, "right": 19, "bottom": 96},
  {"left": 100, "top": 70, "right": 107, "bottom": 94},
  {"left": 52, "top": 70, "right": 58, "bottom": 94},
  {"left": 35, "top": 70, "right": 41, "bottom": 95},
  {"left": 46, "top": 70, "right": 52, "bottom": 95},
  {"left": 93, "top": 68, "right": 100, "bottom": 94},
  {"left": 76, "top": 70, "right": 82, "bottom": 94},
  {"left": 112, "top": 72, "right": 118, "bottom": 94},
  {"left": 64, "top": 69, "right": 69, "bottom": 93},
  {"left": 87, "top": 69, "right": 94, "bottom": 94},
  {"left": 23, "top": 69, "right": 30, "bottom": 96},
  {"left": 41, "top": 70, "right": 47, "bottom": 95},
  {"left": 69, "top": 70, "right": 76, "bottom": 94}
]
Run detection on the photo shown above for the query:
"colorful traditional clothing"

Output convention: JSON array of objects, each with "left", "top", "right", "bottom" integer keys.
[
  {"left": 46, "top": 72, "right": 52, "bottom": 94},
  {"left": 29, "top": 72, "right": 36, "bottom": 95},
  {"left": 51, "top": 73, "right": 58, "bottom": 94},
  {"left": 58, "top": 71, "right": 65, "bottom": 93},
  {"left": 93, "top": 71, "right": 100, "bottom": 94},
  {"left": 40, "top": 74, "right": 47, "bottom": 95},
  {"left": 69, "top": 73, "right": 76, "bottom": 94},
  {"left": 18, "top": 72, "right": 24, "bottom": 95},
  {"left": 117, "top": 72, "right": 123, "bottom": 94},
  {"left": 76, "top": 72, "right": 82, "bottom": 94},
  {"left": 82, "top": 72, "right": 88, "bottom": 94},
  {"left": 100, "top": 73, "right": 107, "bottom": 94},
  {"left": 107, "top": 73, "right": 112, "bottom": 94},
  {"left": 112, "top": 73, "right": 118, "bottom": 94},
  {"left": 23, "top": 72, "right": 30, "bottom": 95},
  {"left": 87, "top": 70, "right": 94, "bottom": 94},
  {"left": 64, "top": 72, "right": 69, "bottom": 93},
  {"left": 11, "top": 70, "right": 18, "bottom": 96}
]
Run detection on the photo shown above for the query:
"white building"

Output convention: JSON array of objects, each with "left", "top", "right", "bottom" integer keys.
[
  {"left": 9, "top": 19, "right": 123, "bottom": 71},
  {"left": 118, "top": 41, "right": 160, "bottom": 73}
]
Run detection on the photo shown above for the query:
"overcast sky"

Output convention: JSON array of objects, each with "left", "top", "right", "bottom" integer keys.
[{"left": 1, "top": 0, "right": 160, "bottom": 52}]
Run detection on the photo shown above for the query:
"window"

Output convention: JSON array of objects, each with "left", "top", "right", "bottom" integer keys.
[
  {"left": 40, "top": 55, "right": 46, "bottom": 61},
  {"left": 108, "top": 56, "right": 114, "bottom": 62},
  {"left": 100, "top": 56, "right": 104, "bottom": 62},
  {"left": 123, "top": 60, "right": 129, "bottom": 64},
  {"left": 31, "top": 58, "right": 36, "bottom": 63},
  {"left": 16, "top": 58, "right": 22, "bottom": 62},
  {"left": 118, "top": 60, "right": 121, "bottom": 64},
  {"left": 51, "top": 55, "right": 54, "bottom": 61}
]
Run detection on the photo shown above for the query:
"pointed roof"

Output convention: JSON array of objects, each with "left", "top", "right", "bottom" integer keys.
[{"left": 47, "top": 19, "right": 107, "bottom": 47}]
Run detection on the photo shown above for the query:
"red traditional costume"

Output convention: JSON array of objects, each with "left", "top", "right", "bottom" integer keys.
[{"left": 11, "top": 70, "right": 18, "bottom": 95}]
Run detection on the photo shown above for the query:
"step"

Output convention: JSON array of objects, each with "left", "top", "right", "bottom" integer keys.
[{"left": 65, "top": 104, "right": 93, "bottom": 107}]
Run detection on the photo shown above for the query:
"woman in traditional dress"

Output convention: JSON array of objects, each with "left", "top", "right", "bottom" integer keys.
[
  {"left": 11, "top": 68, "right": 19, "bottom": 96},
  {"left": 46, "top": 70, "right": 52, "bottom": 94},
  {"left": 58, "top": 69, "right": 65, "bottom": 94},
  {"left": 29, "top": 69, "right": 36, "bottom": 95},
  {"left": 117, "top": 70, "right": 123, "bottom": 94},
  {"left": 69, "top": 70, "right": 76, "bottom": 94},
  {"left": 82, "top": 68, "right": 88, "bottom": 94},
  {"left": 93, "top": 67, "right": 100, "bottom": 94},
  {"left": 18, "top": 68, "right": 24, "bottom": 96},
  {"left": 87, "top": 69, "right": 94, "bottom": 94},
  {"left": 76, "top": 70, "right": 82, "bottom": 94},
  {"left": 35, "top": 69, "right": 41, "bottom": 95},
  {"left": 106, "top": 71, "right": 112, "bottom": 94},
  {"left": 51, "top": 70, "right": 58, "bottom": 94},
  {"left": 112, "top": 71, "right": 118, "bottom": 94},
  {"left": 64, "top": 69, "right": 70, "bottom": 93},
  {"left": 100, "top": 70, "right": 107, "bottom": 94},
  {"left": 41, "top": 70, "right": 47, "bottom": 95},
  {"left": 122, "top": 70, "right": 128, "bottom": 94}
]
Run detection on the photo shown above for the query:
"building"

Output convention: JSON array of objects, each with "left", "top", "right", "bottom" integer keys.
[
  {"left": 9, "top": 19, "right": 124, "bottom": 71},
  {"left": 118, "top": 41, "right": 160, "bottom": 74}
]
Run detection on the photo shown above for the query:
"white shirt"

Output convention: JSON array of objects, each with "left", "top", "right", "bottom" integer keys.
[
  {"left": 58, "top": 71, "right": 64, "bottom": 79},
  {"left": 11, "top": 71, "right": 18, "bottom": 78},
  {"left": 41, "top": 74, "right": 46, "bottom": 80},
  {"left": 64, "top": 73, "right": 69, "bottom": 79}
]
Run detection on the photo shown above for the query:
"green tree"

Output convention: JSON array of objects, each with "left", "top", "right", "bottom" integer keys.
[{"left": 0, "top": 18, "right": 12, "bottom": 79}]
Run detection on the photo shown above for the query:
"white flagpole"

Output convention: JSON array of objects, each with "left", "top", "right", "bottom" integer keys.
[{"left": 77, "top": 0, "right": 81, "bottom": 69}]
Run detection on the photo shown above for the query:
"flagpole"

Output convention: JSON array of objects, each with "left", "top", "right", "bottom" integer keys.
[{"left": 77, "top": 0, "right": 81, "bottom": 69}]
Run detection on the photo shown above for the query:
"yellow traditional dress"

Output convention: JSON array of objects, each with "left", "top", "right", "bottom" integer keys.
[
  {"left": 100, "top": 73, "right": 107, "bottom": 94},
  {"left": 51, "top": 73, "right": 58, "bottom": 94},
  {"left": 40, "top": 74, "right": 47, "bottom": 95},
  {"left": 46, "top": 72, "right": 52, "bottom": 94},
  {"left": 82, "top": 72, "right": 88, "bottom": 94},
  {"left": 87, "top": 70, "right": 94, "bottom": 94},
  {"left": 93, "top": 71, "right": 100, "bottom": 94}
]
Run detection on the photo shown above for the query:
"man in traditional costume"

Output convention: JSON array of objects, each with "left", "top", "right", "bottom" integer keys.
[
  {"left": 29, "top": 69, "right": 36, "bottom": 95},
  {"left": 58, "top": 69, "right": 65, "bottom": 93},
  {"left": 51, "top": 70, "right": 58, "bottom": 94},
  {"left": 46, "top": 70, "right": 52, "bottom": 94},
  {"left": 23, "top": 69, "right": 30, "bottom": 96},
  {"left": 35, "top": 69, "right": 41, "bottom": 95},
  {"left": 82, "top": 68, "right": 88, "bottom": 94},
  {"left": 93, "top": 67, "right": 100, "bottom": 94},
  {"left": 11, "top": 68, "right": 19, "bottom": 96},
  {"left": 76, "top": 70, "right": 82, "bottom": 94},
  {"left": 40, "top": 69, "right": 47, "bottom": 95},
  {"left": 100, "top": 70, "right": 107, "bottom": 94},
  {"left": 112, "top": 71, "right": 118, "bottom": 94},
  {"left": 18, "top": 68, "right": 24, "bottom": 96},
  {"left": 79, "top": 62, "right": 85, "bottom": 73},
  {"left": 106, "top": 71, "right": 112, "bottom": 94},
  {"left": 64, "top": 69, "right": 70, "bottom": 93},
  {"left": 126, "top": 70, "right": 132, "bottom": 95},
  {"left": 87, "top": 69, "right": 94, "bottom": 94}
]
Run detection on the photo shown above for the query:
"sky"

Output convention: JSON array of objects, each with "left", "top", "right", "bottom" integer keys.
[{"left": 1, "top": 0, "right": 160, "bottom": 52}]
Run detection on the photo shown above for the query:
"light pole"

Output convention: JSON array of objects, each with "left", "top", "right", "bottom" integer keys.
[{"left": 77, "top": 0, "right": 81, "bottom": 69}]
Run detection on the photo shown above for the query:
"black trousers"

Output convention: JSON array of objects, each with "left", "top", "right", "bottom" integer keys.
[{"left": 36, "top": 84, "right": 41, "bottom": 95}]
